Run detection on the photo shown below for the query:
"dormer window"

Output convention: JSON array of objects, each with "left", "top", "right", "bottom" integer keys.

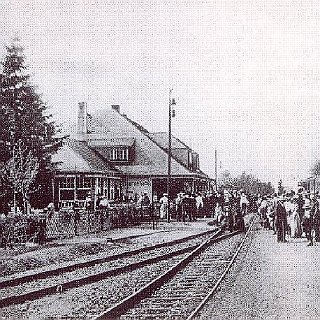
[
  {"left": 187, "top": 151, "right": 199, "bottom": 171},
  {"left": 89, "top": 137, "right": 135, "bottom": 164}
]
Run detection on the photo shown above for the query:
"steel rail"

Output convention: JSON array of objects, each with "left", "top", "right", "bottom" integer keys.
[
  {"left": 93, "top": 229, "right": 241, "bottom": 320},
  {"left": 186, "top": 217, "right": 256, "bottom": 320},
  {"left": 0, "top": 228, "right": 218, "bottom": 289},
  {"left": 0, "top": 229, "right": 222, "bottom": 308}
]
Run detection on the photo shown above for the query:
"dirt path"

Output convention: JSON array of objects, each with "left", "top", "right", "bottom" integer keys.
[{"left": 198, "top": 226, "right": 320, "bottom": 320}]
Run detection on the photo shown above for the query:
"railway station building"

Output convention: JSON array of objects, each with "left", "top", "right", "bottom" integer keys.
[
  {"left": 51, "top": 139, "right": 121, "bottom": 209},
  {"left": 52, "top": 103, "right": 213, "bottom": 208}
]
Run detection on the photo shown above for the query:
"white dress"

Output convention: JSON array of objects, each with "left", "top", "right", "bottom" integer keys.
[
  {"left": 159, "top": 196, "right": 168, "bottom": 219},
  {"left": 290, "top": 203, "right": 302, "bottom": 238}
]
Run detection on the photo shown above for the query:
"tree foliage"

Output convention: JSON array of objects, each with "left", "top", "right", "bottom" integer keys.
[
  {"left": 0, "top": 40, "right": 62, "bottom": 211},
  {"left": 219, "top": 170, "right": 274, "bottom": 195},
  {"left": 0, "top": 141, "right": 39, "bottom": 213},
  {"left": 219, "top": 170, "right": 233, "bottom": 190},
  {"left": 311, "top": 160, "right": 320, "bottom": 177}
]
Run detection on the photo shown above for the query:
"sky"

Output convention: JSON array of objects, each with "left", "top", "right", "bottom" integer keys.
[{"left": 1, "top": 0, "right": 320, "bottom": 189}]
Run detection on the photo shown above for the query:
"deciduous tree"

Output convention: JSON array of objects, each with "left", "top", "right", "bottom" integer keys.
[
  {"left": 311, "top": 160, "right": 320, "bottom": 177},
  {"left": 0, "top": 141, "right": 39, "bottom": 213},
  {"left": 219, "top": 170, "right": 274, "bottom": 195}
]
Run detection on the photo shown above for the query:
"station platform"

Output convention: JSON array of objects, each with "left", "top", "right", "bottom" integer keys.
[
  {"left": 50, "top": 218, "right": 216, "bottom": 245},
  {"left": 200, "top": 223, "right": 320, "bottom": 320},
  {"left": 2, "top": 215, "right": 254, "bottom": 264}
]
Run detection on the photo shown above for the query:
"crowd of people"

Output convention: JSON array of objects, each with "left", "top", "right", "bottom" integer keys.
[
  {"left": 146, "top": 190, "right": 257, "bottom": 232},
  {"left": 258, "top": 189, "right": 320, "bottom": 246},
  {"left": 0, "top": 188, "right": 263, "bottom": 248}
]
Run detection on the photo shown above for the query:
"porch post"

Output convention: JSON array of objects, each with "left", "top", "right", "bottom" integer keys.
[{"left": 94, "top": 177, "right": 99, "bottom": 210}]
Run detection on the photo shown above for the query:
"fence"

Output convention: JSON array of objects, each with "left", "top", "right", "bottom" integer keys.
[
  {"left": 0, "top": 204, "right": 158, "bottom": 247},
  {"left": 47, "top": 205, "right": 158, "bottom": 239}
]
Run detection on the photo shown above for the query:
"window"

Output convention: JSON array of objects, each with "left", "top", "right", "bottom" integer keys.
[
  {"left": 76, "top": 176, "right": 92, "bottom": 200},
  {"left": 77, "top": 189, "right": 89, "bottom": 200},
  {"left": 77, "top": 176, "right": 92, "bottom": 188},
  {"left": 192, "top": 153, "right": 199, "bottom": 170},
  {"left": 59, "top": 177, "right": 75, "bottom": 202},
  {"left": 110, "top": 147, "right": 129, "bottom": 161},
  {"left": 60, "top": 190, "right": 75, "bottom": 201},
  {"left": 187, "top": 152, "right": 200, "bottom": 171},
  {"left": 59, "top": 177, "right": 75, "bottom": 188},
  {"left": 188, "top": 152, "right": 193, "bottom": 169}
]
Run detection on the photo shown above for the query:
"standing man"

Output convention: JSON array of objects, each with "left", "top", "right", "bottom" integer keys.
[
  {"left": 175, "top": 193, "right": 184, "bottom": 221},
  {"left": 297, "top": 189, "right": 305, "bottom": 222},
  {"left": 275, "top": 196, "right": 287, "bottom": 242},
  {"left": 183, "top": 194, "right": 194, "bottom": 222},
  {"left": 314, "top": 194, "right": 320, "bottom": 242},
  {"left": 259, "top": 196, "right": 269, "bottom": 229},
  {"left": 189, "top": 194, "right": 197, "bottom": 221},
  {"left": 140, "top": 192, "right": 151, "bottom": 219},
  {"left": 302, "top": 193, "right": 311, "bottom": 241},
  {"left": 306, "top": 196, "right": 319, "bottom": 246},
  {"left": 99, "top": 196, "right": 111, "bottom": 231},
  {"left": 141, "top": 192, "right": 151, "bottom": 207},
  {"left": 85, "top": 193, "right": 93, "bottom": 211}
]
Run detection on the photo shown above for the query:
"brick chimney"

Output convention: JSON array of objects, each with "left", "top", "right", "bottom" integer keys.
[
  {"left": 111, "top": 105, "right": 120, "bottom": 113},
  {"left": 78, "top": 102, "right": 88, "bottom": 134}
]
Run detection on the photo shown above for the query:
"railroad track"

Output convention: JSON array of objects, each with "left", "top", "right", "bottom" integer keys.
[
  {"left": 0, "top": 228, "right": 222, "bottom": 309},
  {"left": 94, "top": 219, "right": 255, "bottom": 320}
]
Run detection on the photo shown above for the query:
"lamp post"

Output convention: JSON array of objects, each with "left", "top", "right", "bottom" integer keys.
[{"left": 167, "top": 89, "right": 176, "bottom": 222}]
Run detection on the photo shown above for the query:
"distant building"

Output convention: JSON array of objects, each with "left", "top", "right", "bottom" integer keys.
[{"left": 53, "top": 103, "right": 213, "bottom": 208}]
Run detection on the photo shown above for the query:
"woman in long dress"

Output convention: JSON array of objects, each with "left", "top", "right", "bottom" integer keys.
[
  {"left": 214, "top": 203, "right": 224, "bottom": 226},
  {"left": 290, "top": 197, "right": 302, "bottom": 238},
  {"left": 159, "top": 193, "right": 169, "bottom": 219}
]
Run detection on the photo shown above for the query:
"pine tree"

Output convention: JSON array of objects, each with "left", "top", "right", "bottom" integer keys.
[{"left": 0, "top": 40, "right": 62, "bottom": 212}]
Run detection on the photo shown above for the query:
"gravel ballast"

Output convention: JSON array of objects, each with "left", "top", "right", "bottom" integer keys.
[
  {"left": 0, "top": 255, "right": 190, "bottom": 319},
  {"left": 0, "top": 221, "right": 215, "bottom": 278},
  {"left": 0, "top": 233, "right": 215, "bottom": 300},
  {"left": 121, "top": 233, "right": 245, "bottom": 319}
]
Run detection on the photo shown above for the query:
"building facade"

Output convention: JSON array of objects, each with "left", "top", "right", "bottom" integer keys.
[
  {"left": 53, "top": 103, "right": 213, "bottom": 207},
  {"left": 52, "top": 139, "right": 121, "bottom": 209}
]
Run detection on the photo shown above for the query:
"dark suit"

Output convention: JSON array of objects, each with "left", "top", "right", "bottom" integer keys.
[{"left": 276, "top": 202, "right": 287, "bottom": 242}]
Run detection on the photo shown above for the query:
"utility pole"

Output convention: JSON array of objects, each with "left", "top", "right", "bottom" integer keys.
[
  {"left": 167, "top": 89, "right": 176, "bottom": 222},
  {"left": 215, "top": 149, "right": 218, "bottom": 191}
]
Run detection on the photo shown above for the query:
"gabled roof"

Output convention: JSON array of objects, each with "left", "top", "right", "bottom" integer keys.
[
  {"left": 85, "top": 109, "right": 210, "bottom": 179},
  {"left": 52, "top": 139, "right": 119, "bottom": 175},
  {"left": 88, "top": 136, "right": 135, "bottom": 147},
  {"left": 147, "top": 132, "right": 191, "bottom": 150}
]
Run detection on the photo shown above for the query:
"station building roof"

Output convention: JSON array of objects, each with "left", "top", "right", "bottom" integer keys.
[
  {"left": 82, "top": 108, "right": 210, "bottom": 179},
  {"left": 52, "top": 139, "right": 119, "bottom": 176}
]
